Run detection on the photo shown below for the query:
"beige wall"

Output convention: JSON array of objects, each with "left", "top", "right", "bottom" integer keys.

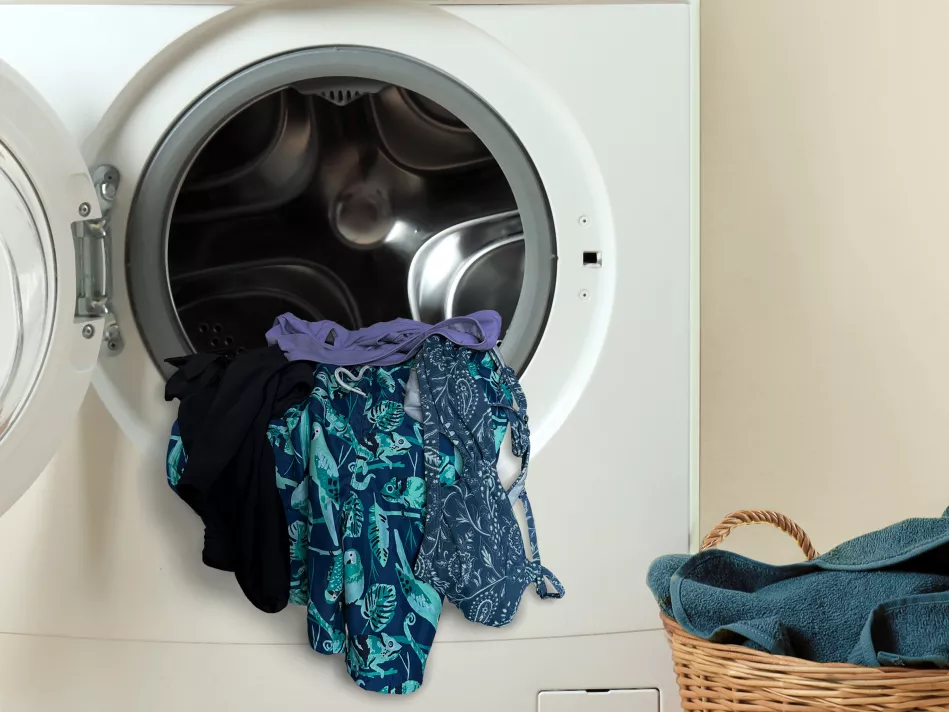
[{"left": 701, "top": 0, "right": 949, "bottom": 562}]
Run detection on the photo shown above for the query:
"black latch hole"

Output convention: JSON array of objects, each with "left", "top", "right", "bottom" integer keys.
[{"left": 582, "top": 251, "right": 602, "bottom": 267}]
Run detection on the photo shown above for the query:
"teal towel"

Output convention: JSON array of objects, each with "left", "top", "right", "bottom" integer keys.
[{"left": 648, "top": 507, "right": 949, "bottom": 667}]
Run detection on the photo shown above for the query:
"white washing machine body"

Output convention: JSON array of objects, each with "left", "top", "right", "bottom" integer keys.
[{"left": 0, "top": 2, "right": 696, "bottom": 710}]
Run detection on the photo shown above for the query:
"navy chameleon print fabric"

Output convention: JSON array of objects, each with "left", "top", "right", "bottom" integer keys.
[
  {"left": 265, "top": 361, "right": 457, "bottom": 695},
  {"left": 413, "top": 338, "right": 565, "bottom": 627}
]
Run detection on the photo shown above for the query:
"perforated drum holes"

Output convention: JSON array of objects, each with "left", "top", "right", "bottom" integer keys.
[{"left": 197, "top": 322, "right": 234, "bottom": 349}]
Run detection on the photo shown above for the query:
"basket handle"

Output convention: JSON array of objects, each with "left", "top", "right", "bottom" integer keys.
[{"left": 701, "top": 510, "right": 818, "bottom": 561}]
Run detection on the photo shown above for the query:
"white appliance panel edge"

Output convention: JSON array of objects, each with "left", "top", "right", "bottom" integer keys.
[{"left": 0, "top": 7, "right": 691, "bottom": 706}]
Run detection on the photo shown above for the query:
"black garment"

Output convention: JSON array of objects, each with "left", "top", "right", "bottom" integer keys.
[{"left": 164, "top": 346, "right": 314, "bottom": 613}]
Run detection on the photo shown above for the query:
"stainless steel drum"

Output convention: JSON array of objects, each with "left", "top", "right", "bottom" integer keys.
[
  {"left": 407, "top": 211, "right": 525, "bottom": 330},
  {"left": 173, "top": 89, "right": 319, "bottom": 222},
  {"left": 133, "top": 50, "right": 555, "bottom": 375},
  {"left": 168, "top": 89, "right": 527, "bottom": 352}
]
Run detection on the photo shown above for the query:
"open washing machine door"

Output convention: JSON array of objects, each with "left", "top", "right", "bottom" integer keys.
[{"left": 0, "top": 60, "right": 106, "bottom": 517}]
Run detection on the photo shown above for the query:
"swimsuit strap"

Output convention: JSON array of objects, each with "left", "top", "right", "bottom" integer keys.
[
  {"left": 334, "top": 365, "right": 372, "bottom": 396},
  {"left": 491, "top": 363, "right": 531, "bottom": 500},
  {"left": 491, "top": 359, "right": 564, "bottom": 600},
  {"left": 517, "top": 488, "right": 565, "bottom": 599}
]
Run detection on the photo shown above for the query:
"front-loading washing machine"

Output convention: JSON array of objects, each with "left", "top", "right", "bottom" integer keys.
[{"left": 0, "top": 1, "right": 696, "bottom": 709}]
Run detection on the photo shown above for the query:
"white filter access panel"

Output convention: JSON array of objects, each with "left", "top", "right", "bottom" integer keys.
[{"left": 538, "top": 689, "right": 659, "bottom": 712}]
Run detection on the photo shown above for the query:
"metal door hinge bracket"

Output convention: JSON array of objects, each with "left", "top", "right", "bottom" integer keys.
[{"left": 74, "top": 165, "right": 123, "bottom": 356}]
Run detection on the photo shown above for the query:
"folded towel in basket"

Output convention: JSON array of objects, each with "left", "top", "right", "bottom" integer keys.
[{"left": 648, "top": 507, "right": 949, "bottom": 667}]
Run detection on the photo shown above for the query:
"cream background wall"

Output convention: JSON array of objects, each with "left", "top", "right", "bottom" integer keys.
[{"left": 701, "top": 0, "right": 949, "bottom": 562}]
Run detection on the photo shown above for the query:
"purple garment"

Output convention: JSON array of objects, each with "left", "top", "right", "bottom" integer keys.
[{"left": 265, "top": 311, "right": 502, "bottom": 366}]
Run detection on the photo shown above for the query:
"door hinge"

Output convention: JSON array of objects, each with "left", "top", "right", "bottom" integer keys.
[{"left": 74, "top": 165, "right": 123, "bottom": 356}]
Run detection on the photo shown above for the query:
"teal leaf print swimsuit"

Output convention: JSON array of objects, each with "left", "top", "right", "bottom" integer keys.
[{"left": 266, "top": 361, "right": 457, "bottom": 694}]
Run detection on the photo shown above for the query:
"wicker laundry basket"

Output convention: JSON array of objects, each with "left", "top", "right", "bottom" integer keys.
[{"left": 662, "top": 510, "right": 949, "bottom": 711}]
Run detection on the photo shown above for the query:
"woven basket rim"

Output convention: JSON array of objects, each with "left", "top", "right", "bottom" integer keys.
[
  {"left": 661, "top": 614, "right": 949, "bottom": 678},
  {"left": 662, "top": 511, "right": 949, "bottom": 709}
]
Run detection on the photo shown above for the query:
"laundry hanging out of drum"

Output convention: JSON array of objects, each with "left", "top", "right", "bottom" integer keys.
[{"left": 163, "top": 309, "right": 564, "bottom": 695}]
